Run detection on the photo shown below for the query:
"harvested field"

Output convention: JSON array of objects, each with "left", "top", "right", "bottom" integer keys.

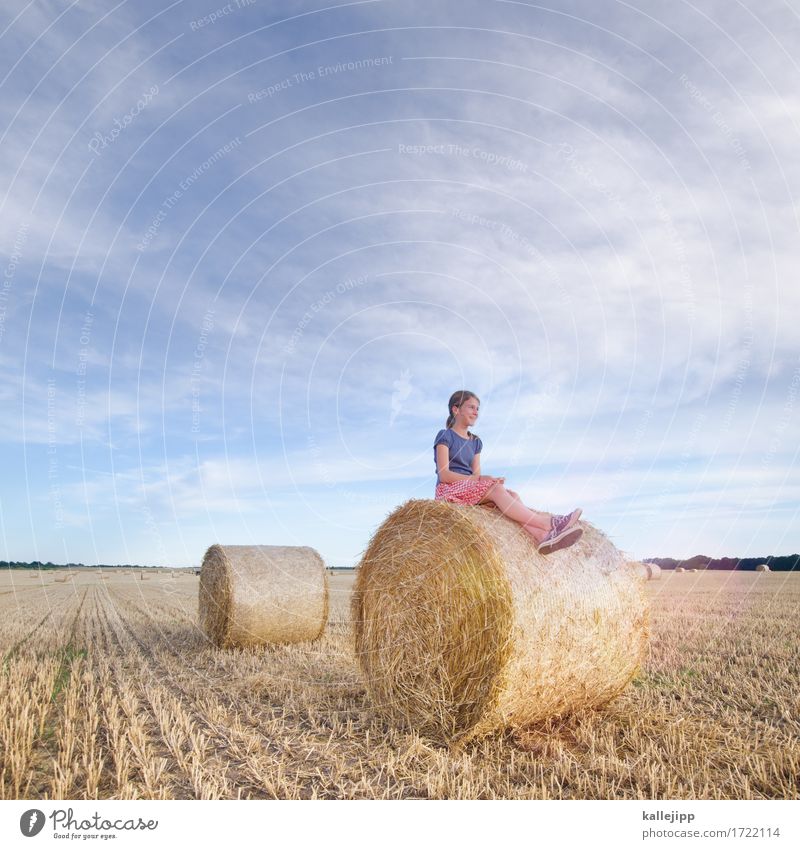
[{"left": 0, "top": 568, "right": 798, "bottom": 800}]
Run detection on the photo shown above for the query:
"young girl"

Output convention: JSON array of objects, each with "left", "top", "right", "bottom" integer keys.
[{"left": 434, "top": 390, "right": 583, "bottom": 552}]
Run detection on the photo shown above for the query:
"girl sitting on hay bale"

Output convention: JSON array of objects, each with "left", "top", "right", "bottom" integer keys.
[{"left": 434, "top": 390, "right": 583, "bottom": 552}]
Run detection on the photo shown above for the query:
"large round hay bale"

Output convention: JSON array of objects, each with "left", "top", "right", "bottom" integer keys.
[
  {"left": 352, "top": 499, "right": 649, "bottom": 743},
  {"left": 675, "top": 566, "right": 685, "bottom": 573},
  {"left": 755, "top": 563, "right": 770, "bottom": 572},
  {"left": 199, "top": 544, "right": 328, "bottom": 648}
]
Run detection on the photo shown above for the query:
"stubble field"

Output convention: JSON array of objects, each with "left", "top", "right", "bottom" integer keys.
[{"left": 0, "top": 568, "right": 797, "bottom": 800}]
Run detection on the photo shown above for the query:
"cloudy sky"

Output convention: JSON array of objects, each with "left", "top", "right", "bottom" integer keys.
[{"left": 1, "top": 0, "right": 798, "bottom": 567}]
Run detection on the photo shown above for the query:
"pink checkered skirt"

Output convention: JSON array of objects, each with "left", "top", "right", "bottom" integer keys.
[{"left": 434, "top": 477, "right": 496, "bottom": 505}]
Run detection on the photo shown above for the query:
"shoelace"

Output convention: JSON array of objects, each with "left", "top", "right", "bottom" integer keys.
[{"left": 551, "top": 514, "right": 572, "bottom": 534}]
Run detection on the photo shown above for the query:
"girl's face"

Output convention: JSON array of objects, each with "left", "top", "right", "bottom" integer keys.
[{"left": 454, "top": 397, "right": 479, "bottom": 425}]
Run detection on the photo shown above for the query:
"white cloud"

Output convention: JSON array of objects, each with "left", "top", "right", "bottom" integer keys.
[{"left": 3, "top": 0, "right": 798, "bottom": 563}]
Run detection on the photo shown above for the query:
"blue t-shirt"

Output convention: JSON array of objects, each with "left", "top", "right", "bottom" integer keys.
[{"left": 433, "top": 428, "right": 483, "bottom": 482}]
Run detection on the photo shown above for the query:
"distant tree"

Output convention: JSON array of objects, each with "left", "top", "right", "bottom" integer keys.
[{"left": 646, "top": 553, "right": 800, "bottom": 572}]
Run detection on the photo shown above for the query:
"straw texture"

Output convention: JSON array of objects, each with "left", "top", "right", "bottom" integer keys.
[
  {"left": 199, "top": 544, "right": 328, "bottom": 648},
  {"left": 352, "top": 499, "right": 649, "bottom": 743}
]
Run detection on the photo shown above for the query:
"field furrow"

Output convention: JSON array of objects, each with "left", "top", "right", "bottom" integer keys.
[{"left": 1, "top": 569, "right": 798, "bottom": 799}]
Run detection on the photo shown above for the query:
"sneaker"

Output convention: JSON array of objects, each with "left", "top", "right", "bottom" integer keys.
[
  {"left": 537, "top": 524, "right": 583, "bottom": 553},
  {"left": 550, "top": 509, "right": 582, "bottom": 534}
]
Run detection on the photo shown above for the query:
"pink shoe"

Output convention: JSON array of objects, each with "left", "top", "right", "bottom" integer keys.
[
  {"left": 550, "top": 509, "right": 582, "bottom": 534},
  {"left": 537, "top": 524, "right": 583, "bottom": 553}
]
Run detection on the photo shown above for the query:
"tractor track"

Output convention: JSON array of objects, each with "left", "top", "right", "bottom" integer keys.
[{"left": 97, "top": 586, "right": 361, "bottom": 798}]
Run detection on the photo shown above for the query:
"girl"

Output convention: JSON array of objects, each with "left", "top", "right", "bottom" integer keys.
[{"left": 434, "top": 390, "right": 583, "bottom": 552}]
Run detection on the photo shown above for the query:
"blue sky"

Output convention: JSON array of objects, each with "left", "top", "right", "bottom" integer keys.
[{"left": 1, "top": 0, "right": 798, "bottom": 566}]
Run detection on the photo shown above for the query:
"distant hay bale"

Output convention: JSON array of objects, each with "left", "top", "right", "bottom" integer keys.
[
  {"left": 646, "top": 563, "right": 662, "bottom": 581},
  {"left": 199, "top": 544, "right": 329, "bottom": 648},
  {"left": 628, "top": 561, "right": 662, "bottom": 581},
  {"left": 352, "top": 499, "right": 649, "bottom": 743},
  {"left": 675, "top": 567, "right": 686, "bottom": 573},
  {"left": 756, "top": 563, "right": 770, "bottom": 572}
]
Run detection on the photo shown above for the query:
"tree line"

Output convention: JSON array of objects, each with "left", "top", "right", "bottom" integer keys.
[
  {"left": 645, "top": 554, "right": 800, "bottom": 572},
  {"left": 0, "top": 561, "right": 150, "bottom": 570}
]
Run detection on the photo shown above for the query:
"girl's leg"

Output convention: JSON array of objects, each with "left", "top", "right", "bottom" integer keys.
[
  {"left": 506, "top": 490, "right": 552, "bottom": 524},
  {"left": 503, "top": 490, "right": 583, "bottom": 534},
  {"left": 478, "top": 484, "right": 550, "bottom": 542}
]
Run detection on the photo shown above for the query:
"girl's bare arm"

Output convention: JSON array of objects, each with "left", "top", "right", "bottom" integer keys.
[
  {"left": 436, "top": 444, "right": 477, "bottom": 483},
  {"left": 471, "top": 453, "right": 504, "bottom": 485},
  {"left": 471, "top": 453, "right": 481, "bottom": 478}
]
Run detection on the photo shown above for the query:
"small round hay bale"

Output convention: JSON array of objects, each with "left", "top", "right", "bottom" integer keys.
[
  {"left": 352, "top": 499, "right": 649, "bottom": 743},
  {"left": 755, "top": 563, "right": 770, "bottom": 572},
  {"left": 199, "top": 544, "right": 328, "bottom": 648},
  {"left": 675, "top": 566, "right": 685, "bottom": 573},
  {"left": 628, "top": 561, "right": 661, "bottom": 581}
]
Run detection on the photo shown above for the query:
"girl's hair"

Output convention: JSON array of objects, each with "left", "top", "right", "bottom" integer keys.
[{"left": 446, "top": 390, "right": 480, "bottom": 439}]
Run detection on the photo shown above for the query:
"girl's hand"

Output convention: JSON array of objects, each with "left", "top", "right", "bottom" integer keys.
[{"left": 478, "top": 475, "right": 505, "bottom": 484}]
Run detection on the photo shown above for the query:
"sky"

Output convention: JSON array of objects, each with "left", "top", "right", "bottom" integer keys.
[{"left": 1, "top": 0, "right": 798, "bottom": 567}]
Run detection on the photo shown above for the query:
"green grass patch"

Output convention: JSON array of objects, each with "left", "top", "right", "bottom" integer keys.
[{"left": 50, "top": 643, "right": 88, "bottom": 702}]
